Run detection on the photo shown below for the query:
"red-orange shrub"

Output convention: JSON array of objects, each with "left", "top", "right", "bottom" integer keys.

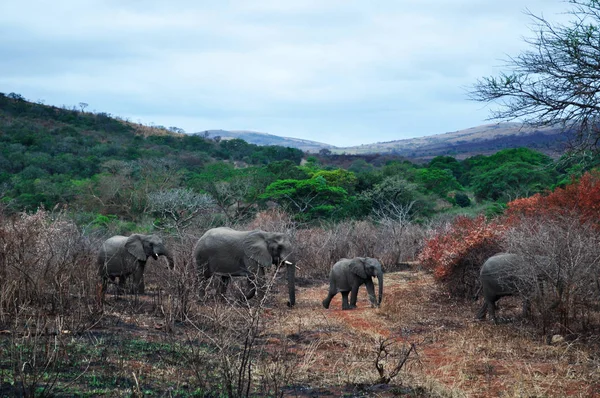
[
  {"left": 418, "top": 215, "right": 506, "bottom": 298},
  {"left": 506, "top": 171, "right": 600, "bottom": 228}
]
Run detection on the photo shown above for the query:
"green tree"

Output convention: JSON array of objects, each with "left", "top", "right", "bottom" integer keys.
[
  {"left": 471, "top": 162, "right": 555, "bottom": 201},
  {"left": 311, "top": 169, "right": 358, "bottom": 194},
  {"left": 428, "top": 156, "right": 465, "bottom": 181},
  {"left": 265, "top": 160, "right": 309, "bottom": 181},
  {"left": 415, "top": 168, "right": 462, "bottom": 197},
  {"left": 381, "top": 160, "right": 418, "bottom": 180},
  {"left": 461, "top": 148, "right": 553, "bottom": 186},
  {"left": 262, "top": 176, "right": 349, "bottom": 221},
  {"left": 454, "top": 192, "right": 471, "bottom": 208}
]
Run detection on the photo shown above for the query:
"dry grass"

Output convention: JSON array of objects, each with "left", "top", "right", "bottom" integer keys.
[{"left": 2, "top": 209, "right": 600, "bottom": 396}]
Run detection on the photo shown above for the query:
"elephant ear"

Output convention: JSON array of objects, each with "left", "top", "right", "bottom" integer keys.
[
  {"left": 350, "top": 258, "right": 368, "bottom": 279},
  {"left": 243, "top": 231, "right": 272, "bottom": 268},
  {"left": 125, "top": 235, "right": 147, "bottom": 262}
]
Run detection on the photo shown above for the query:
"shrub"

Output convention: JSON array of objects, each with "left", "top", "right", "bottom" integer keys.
[
  {"left": 506, "top": 170, "right": 600, "bottom": 228},
  {"left": 0, "top": 207, "right": 100, "bottom": 329},
  {"left": 505, "top": 216, "right": 600, "bottom": 332},
  {"left": 418, "top": 215, "right": 506, "bottom": 298},
  {"left": 503, "top": 171, "right": 600, "bottom": 331},
  {"left": 454, "top": 192, "right": 471, "bottom": 207}
]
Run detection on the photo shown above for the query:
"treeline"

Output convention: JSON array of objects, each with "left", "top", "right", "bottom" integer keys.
[{"left": 1, "top": 93, "right": 599, "bottom": 232}]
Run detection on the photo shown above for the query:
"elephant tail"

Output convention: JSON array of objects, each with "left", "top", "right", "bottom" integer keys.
[{"left": 472, "top": 285, "right": 482, "bottom": 301}]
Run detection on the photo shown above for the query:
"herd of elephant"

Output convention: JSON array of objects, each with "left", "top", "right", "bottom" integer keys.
[
  {"left": 97, "top": 227, "right": 383, "bottom": 310},
  {"left": 98, "top": 228, "right": 521, "bottom": 320}
]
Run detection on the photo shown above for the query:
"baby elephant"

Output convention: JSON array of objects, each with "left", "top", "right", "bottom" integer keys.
[{"left": 322, "top": 257, "right": 384, "bottom": 310}]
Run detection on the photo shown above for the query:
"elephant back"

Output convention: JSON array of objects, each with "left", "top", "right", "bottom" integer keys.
[
  {"left": 331, "top": 259, "right": 354, "bottom": 291},
  {"left": 194, "top": 228, "right": 250, "bottom": 275},
  {"left": 481, "top": 253, "right": 522, "bottom": 276},
  {"left": 98, "top": 235, "right": 137, "bottom": 276}
]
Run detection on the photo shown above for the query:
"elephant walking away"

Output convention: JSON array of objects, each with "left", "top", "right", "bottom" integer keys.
[
  {"left": 322, "top": 257, "right": 383, "bottom": 310},
  {"left": 476, "top": 253, "right": 529, "bottom": 323},
  {"left": 194, "top": 227, "right": 296, "bottom": 306},
  {"left": 98, "top": 234, "right": 174, "bottom": 295}
]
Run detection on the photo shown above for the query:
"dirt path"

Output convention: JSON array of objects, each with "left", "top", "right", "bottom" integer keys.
[
  {"left": 98, "top": 267, "right": 600, "bottom": 397},
  {"left": 266, "top": 269, "right": 600, "bottom": 397}
]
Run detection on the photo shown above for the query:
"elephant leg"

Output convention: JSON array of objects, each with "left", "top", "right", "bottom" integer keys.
[
  {"left": 254, "top": 266, "right": 267, "bottom": 301},
  {"left": 137, "top": 276, "right": 145, "bottom": 295},
  {"left": 117, "top": 275, "right": 127, "bottom": 294},
  {"left": 489, "top": 299, "right": 499, "bottom": 324},
  {"left": 245, "top": 267, "right": 267, "bottom": 301},
  {"left": 364, "top": 279, "right": 377, "bottom": 307},
  {"left": 100, "top": 276, "right": 109, "bottom": 296},
  {"left": 197, "top": 267, "right": 211, "bottom": 298},
  {"left": 475, "top": 301, "right": 488, "bottom": 320},
  {"left": 286, "top": 261, "right": 296, "bottom": 307},
  {"left": 131, "top": 265, "right": 145, "bottom": 294},
  {"left": 217, "top": 276, "right": 231, "bottom": 299},
  {"left": 322, "top": 284, "right": 337, "bottom": 309},
  {"left": 245, "top": 274, "right": 257, "bottom": 300},
  {"left": 341, "top": 291, "right": 351, "bottom": 310},
  {"left": 349, "top": 285, "right": 360, "bottom": 309},
  {"left": 522, "top": 297, "right": 531, "bottom": 318}
]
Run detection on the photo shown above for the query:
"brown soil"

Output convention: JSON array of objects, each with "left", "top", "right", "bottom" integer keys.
[
  {"left": 21, "top": 268, "right": 597, "bottom": 397},
  {"left": 264, "top": 269, "right": 600, "bottom": 397}
]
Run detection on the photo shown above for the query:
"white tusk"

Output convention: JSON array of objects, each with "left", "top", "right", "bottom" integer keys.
[
  {"left": 295, "top": 265, "right": 301, "bottom": 270},
  {"left": 284, "top": 260, "right": 293, "bottom": 265}
]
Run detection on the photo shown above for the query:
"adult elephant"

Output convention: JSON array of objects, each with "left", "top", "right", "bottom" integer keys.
[
  {"left": 322, "top": 257, "right": 383, "bottom": 310},
  {"left": 475, "top": 253, "right": 530, "bottom": 323},
  {"left": 98, "top": 234, "right": 174, "bottom": 295},
  {"left": 194, "top": 227, "right": 296, "bottom": 306}
]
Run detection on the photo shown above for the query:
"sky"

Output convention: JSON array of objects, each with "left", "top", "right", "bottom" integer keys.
[{"left": 1, "top": 1, "right": 572, "bottom": 147}]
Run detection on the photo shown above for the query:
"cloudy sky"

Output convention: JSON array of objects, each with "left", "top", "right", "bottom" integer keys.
[{"left": 1, "top": 1, "right": 571, "bottom": 147}]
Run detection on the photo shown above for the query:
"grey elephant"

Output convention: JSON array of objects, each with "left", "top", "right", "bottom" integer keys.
[
  {"left": 322, "top": 257, "right": 383, "bottom": 310},
  {"left": 476, "top": 253, "right": 530, "bottom": 323},
  {"left": 193, "top": 227, "right": 296, "bottom": 306},
  {"left": 98, "top": 234, "right": 174, "bottom": 295}
]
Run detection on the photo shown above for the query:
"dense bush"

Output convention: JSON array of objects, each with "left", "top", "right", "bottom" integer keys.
[
  {"left": 504, "top": 216, "right": 600, "bottom": 332},
  {"left": 502, "top": 171, "right": 600, "bottom": 331},
  {"left": 418, "top": 215, "right": 506, "bottom": 298},
  {"left": 0, "top": 208, "right": 100, "bottom": 329},
  {"left": 506, "top": 170, "right": 600, "bottom": 228}
]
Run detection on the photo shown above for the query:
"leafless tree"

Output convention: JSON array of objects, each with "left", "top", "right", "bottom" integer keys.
[
  {"left": 470, "top": 1, "right": 600, "bottom": 152},
  {"left": 148, "top": 188, "right": 216, "bottom": 233},
  {"left": 371, "top": 200, "right": 420, "bottom": 267}
]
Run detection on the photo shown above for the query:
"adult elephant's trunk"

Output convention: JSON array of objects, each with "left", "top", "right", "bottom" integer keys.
[
  {"left": 286, "top": 260, "right": 296, "bottom": 307},
  {"left": 377, "top": 271, "right": 384, "bottom": 305},
  {"left": 161, "top": 249, "right": 175, "bottom": 269}
]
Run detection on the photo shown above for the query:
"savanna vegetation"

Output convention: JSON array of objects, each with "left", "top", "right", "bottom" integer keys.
[
  {"left": 4, "top": 0, "right": 600, "bottom": 390},
  {"left": 2, "top": 91, "right": 600, "bottom": 396}
]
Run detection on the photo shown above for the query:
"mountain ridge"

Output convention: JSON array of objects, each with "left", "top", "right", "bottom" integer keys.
[{"left": 202, "top": 122, "right": 569, "bottom": 160}]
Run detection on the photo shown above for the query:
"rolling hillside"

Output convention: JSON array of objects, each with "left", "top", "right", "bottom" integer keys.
[
  {"left": 197, "top": 129, "right": 336, "bottom": 152},
  {"left": 210, "top": 123, "right": 570, "bottom": 160}
]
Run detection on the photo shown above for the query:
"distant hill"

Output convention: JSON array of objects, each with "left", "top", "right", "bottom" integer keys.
[
  {"left": 336, "top": 123, "right": 570, "bottom": 160},
  {"left": 204, "top": 123, "right": 570, "bottom": 160},
  {"left": 196, "top": 129, "right": 336, "bottom": 153}
]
